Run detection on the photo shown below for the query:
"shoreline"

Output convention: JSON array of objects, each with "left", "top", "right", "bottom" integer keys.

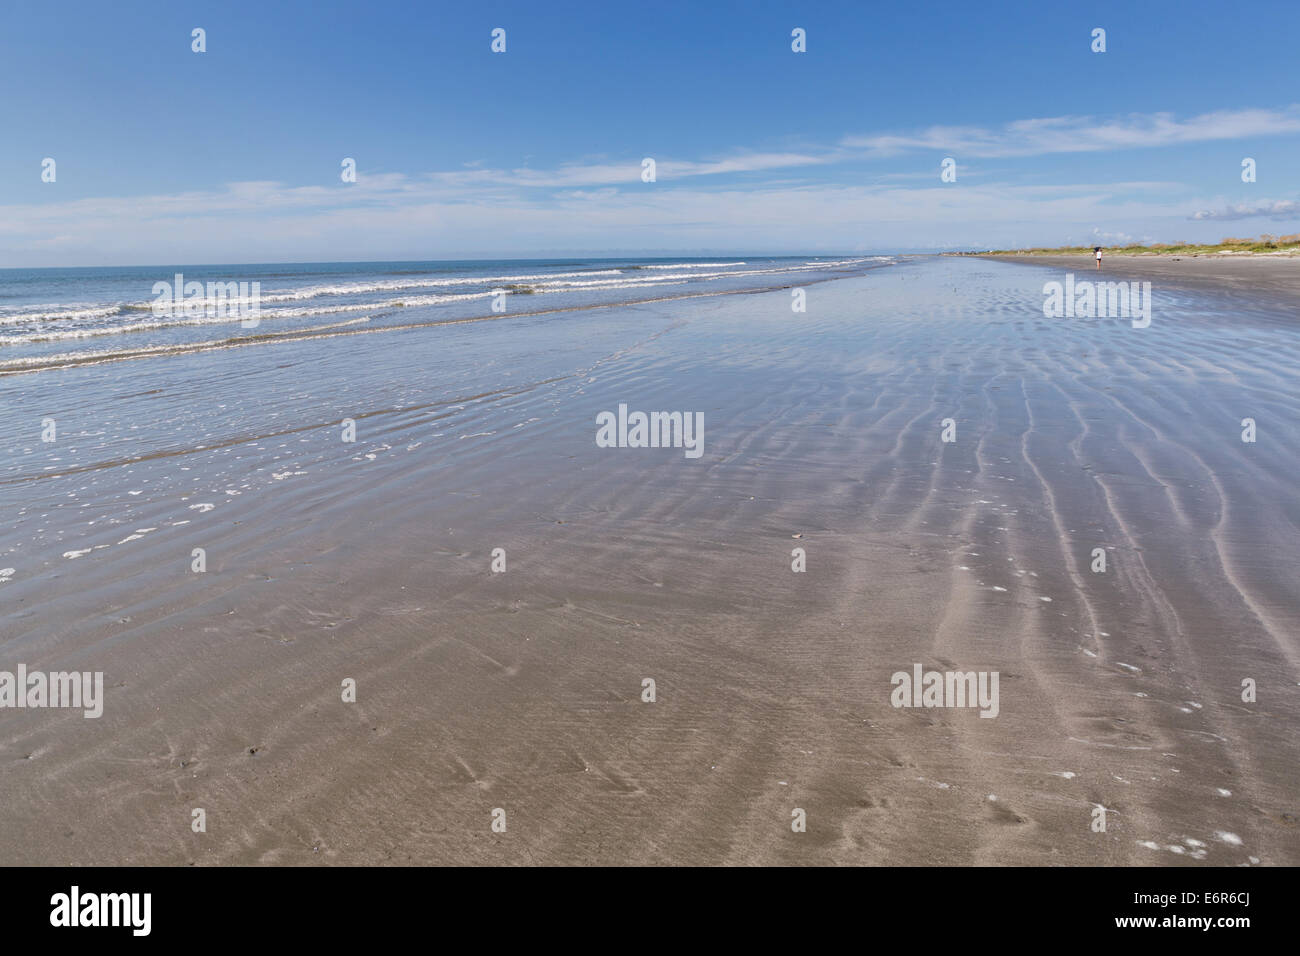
[{"left": 982, "top": 253, "right": 1300, "bottom": 303}]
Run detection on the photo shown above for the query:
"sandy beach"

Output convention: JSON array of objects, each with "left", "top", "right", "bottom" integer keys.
[
  {"left": 988, "top": 253, "right": 1300, "bottom": 303},
  {"left": 2, "top": 255, "right": 1297, "bottom": 866}
]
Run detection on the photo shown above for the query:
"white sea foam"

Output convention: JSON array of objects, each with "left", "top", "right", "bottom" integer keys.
[
  {"left": 641, "top": 261, "right": 746, "bottom": 269},
  {"left": 0, "top": 270, "right": 629, "bottom": 326},
  {"left": 1, "top": 258, "right": 892, "bottom": 369},
  {"left": 0, "top": 259, "right": 883, "bottom": 336}
]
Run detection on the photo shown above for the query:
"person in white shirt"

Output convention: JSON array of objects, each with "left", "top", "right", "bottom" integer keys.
[{"left": 1094, "top": 246, "right": 1103, "bottom": 270}]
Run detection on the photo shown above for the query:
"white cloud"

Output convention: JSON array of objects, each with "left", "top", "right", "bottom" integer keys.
[
  {"left": 6, "top": 105, "right": 1300, "bottom": 264},
  {"left": 0, "top": 178, "right": 1210, "bottom": 263},
  {"left": 842, "top": 106, "right": 1300, "bottom": 158},
  {"left": 1190, "top": 199, "right": 1300, "bottom": 221}
]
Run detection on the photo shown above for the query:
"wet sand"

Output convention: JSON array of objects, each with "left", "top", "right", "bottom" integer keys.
[
  {"left": 2, "top": 256, "right": 1298, "bottom": 865},
  {"left": 988, "top": 253, "right": 1300, "bottom": 303}
]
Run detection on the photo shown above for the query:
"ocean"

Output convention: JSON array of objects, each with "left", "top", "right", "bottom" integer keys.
[{"left": 0, "top": 256, "right": 890, "bottom": 374}]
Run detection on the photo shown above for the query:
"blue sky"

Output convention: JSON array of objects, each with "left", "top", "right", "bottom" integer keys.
[{"left": 2, "top": 0, "right": 1299, "bottom": 266}]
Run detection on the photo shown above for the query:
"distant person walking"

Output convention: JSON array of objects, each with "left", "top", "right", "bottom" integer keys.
[{"left": 1094, "top": 246, "right": 1103, "bottom": 270}]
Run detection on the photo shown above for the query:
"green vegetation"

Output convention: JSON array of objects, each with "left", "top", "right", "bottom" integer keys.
[{"left": 969, "top": 234, "right": 1300, "bottom": 256}]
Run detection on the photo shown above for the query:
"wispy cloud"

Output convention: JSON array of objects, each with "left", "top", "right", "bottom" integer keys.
[
  {"left": 1190, "top": 199, "right": 1300, "bottom": 221},
  {"left": 0, "top": 178, "right": 1203, "bottom": 263},
  {"left": 415, "top": 150, "right": 838, "bottom": 190},
  {"left": 842, "top": 106, "right": 1300, "bottom": 158},
  {"left": 333, "top": 105, "right": 1300, "bottom": 194},
  {"left": 5, "top": 105, "right": 1300, "bottom": 264},
  {"left": 440, "top": 106, "right": 1300, "bottom": 189}
]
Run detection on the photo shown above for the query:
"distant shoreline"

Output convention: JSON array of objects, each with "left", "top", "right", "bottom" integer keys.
[
  {"left": 959, "top": 249, "right": 1300, "bottom": 258},
  {"left": 953, "top": 234, "right": 1300, "bottom": 258}
]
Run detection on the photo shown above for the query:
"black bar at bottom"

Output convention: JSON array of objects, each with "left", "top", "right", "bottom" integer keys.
[{"left": 4, "top": 864, "right": 1279, "bottom": 942}]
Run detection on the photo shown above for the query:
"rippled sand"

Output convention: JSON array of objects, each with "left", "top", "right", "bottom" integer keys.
[{"left": 1, "top": 256, "right": 1297, "bottom": 865}]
